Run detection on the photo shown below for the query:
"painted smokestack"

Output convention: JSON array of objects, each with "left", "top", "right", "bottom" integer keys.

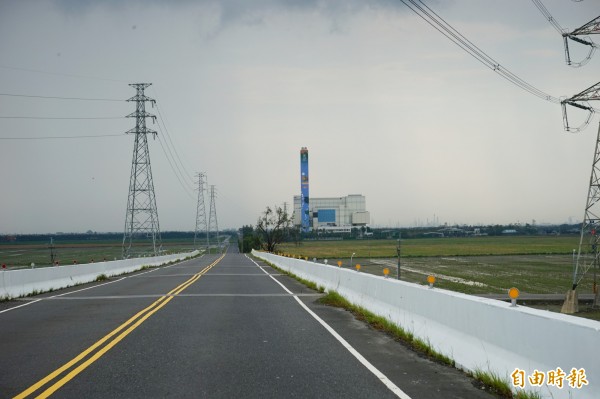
[{"left": 300, "top": 147, "right": 310, "bottom": 232}]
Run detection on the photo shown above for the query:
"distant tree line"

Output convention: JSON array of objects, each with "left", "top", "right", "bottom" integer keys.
[
  {"left": 1, "top": 230, "right": 239, "bottom": 244},
  {"left": 237, "top": 219, "right": 583, "bottom": 253},
  {"left": 3, "top": 221, "right": 581, "bottom": 248}
]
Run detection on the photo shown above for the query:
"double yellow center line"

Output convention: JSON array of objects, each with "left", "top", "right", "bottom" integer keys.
[{"left": 15, "top": 254, "right": 225, "bottom": 399}]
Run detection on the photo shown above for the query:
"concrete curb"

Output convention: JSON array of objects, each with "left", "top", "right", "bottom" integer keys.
[
  {"left": 0, "top": 250, "right": 200, "bottom": 299},
  {"left": 253, "top": 250, "right": 600, "bottom": 399}
]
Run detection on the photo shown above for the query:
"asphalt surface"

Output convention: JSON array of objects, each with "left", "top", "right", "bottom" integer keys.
[{"left": 0, "top": 247, "right": 498, "bottom": 398}]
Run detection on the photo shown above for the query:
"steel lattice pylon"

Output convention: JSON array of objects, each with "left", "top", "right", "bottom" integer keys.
[
  {"left": 122, "top": 83, "right": 162, "bottom": 259},
  {"left": 572, "top": 123, "right": 600, "bottom": 298},
  {"left": 194, "top": 172, "right": 209, "bottom": 249},
  {"left": 208, "top": 185, "right": 220, "bottom": 253}
]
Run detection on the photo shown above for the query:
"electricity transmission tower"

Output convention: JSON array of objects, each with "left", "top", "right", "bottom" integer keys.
[
  {"left": 560, "top": 83, "right": 600, "bottom": 312},
  {"left": 208, "top": 185, "right": 220, "bottom": 253},
  {"left": 194, "top": 172, "right": 209, "bottom": 250},
  {"left": 531, "top": 1, "right": 599, "bottom": 67},
  {"left": 122, "top": 83, "right": 162, "bottom": 259},
  {"left": 566, "top": 123, "right": 600, "bottom": 307},
  {"left": 563, "top": 16, "right": 600, "bottom": 67},
  {"left": 562, "top": 82, "right": 600, "bottom": 132}
]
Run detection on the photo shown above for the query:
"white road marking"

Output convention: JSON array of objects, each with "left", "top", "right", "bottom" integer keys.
[
  {"left": 39, "top": 293, "right": 323, "bottom": 300},
  {"left": 0, "top": 255, "right": 204, "bottom": 315},
  {"left": 245, "top": 255, "right": 412, "bottom": 399},
  {"left": 0, "top": 278, "right": 125, "bottom": 314}
]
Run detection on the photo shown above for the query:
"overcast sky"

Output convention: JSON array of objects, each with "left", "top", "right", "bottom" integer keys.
[{"left": 1, "top": 0, "right": 599, "bottom": 233}]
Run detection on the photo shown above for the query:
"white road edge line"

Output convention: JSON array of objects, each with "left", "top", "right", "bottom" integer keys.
[
  {"left": 0, "top": 278, "right": 126, "bottom": 315},
  {"left": 0, "top": 255, "right": 204, "bottom": 315},
  {"left": 245, "top": 255, "right": 411, "bottom": 399}
]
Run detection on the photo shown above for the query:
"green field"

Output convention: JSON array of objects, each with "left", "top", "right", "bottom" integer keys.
[
  {"left": 3, "top": 235, "right": 598, "bottom": 319},
  {"left": 279, "top": 236, "right": 581, "bottom": 258},
  {"left": 278, "top": 237, "right": 589, "bottom": 294},
  {"left": 278, "top": 236, "right": 600, "bottom": 320},
  {"left": 0, "top": 238, "right": 208, "bottom": 268}
]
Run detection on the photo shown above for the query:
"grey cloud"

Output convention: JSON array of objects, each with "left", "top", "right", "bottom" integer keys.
[{"left": 51, "top": 0, "right": 406, "bottom": 22}]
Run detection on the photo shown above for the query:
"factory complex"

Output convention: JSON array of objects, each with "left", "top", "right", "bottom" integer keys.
[{"left": 293, "top": 147, "right": 370, "bottom": 233}]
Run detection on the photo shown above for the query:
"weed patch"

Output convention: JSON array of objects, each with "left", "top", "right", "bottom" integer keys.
[
  {"left": 255, "top": 257, "right": 321, "bottom": 292},
  {"left": 318, "top": 291, "right": 453, "bottom": 366},
  {"left": 470, "top": 369, "right": 542, "bottom": 399}
]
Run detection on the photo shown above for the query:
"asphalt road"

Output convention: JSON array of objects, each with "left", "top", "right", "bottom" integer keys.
[{"left": 0, "top": 247, "right": 497, "bottom": 398}]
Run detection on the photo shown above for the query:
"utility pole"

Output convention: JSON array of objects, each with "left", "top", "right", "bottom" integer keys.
[
  {"left": 396, "top": 233, "right": 401, "bottom": 280},
  {"left": 208, "top": 185, "right": 219, "bottom": 253},
  {"left": 122, "top": 83, "right": 162, "bottom": 259},
  {"left": 49, "top": 237, "right": 57, "bottom": 266},
  {"left": 283, "top": 202, "right": 289, "bottom": 242},
  {"left": 194, "top": 172, "right": 209, "bottom": 250}
]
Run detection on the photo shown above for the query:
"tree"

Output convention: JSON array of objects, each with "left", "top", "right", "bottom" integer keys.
[
  {"left": 256, "top": 205, "right": 291, "bottom": 252},
  {"left": 238, "top": 225, "right": 261, "bottom": 253}
]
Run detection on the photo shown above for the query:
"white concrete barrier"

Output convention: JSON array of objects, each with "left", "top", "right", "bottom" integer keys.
[
  {"left": 253, "top": 250, "right": 600, "bottom": 399},
  {"left": 0, "top": 251, "right": 199, "bottom": 299}
]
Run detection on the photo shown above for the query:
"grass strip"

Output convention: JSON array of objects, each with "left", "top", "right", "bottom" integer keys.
[
  {"left": 318, "top": 290, "right": 455, "bottom": 367},
  {"left": 470, "top": 369, "right": 542, "bottom": 399},
  {"left": 257, "top": 258, "right": 324, "bottom": 293}
]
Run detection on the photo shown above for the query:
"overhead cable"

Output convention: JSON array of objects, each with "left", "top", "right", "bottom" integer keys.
[
  {"left": 150, "top": 85, "right": 196, "bottom": 184},
  {"left": 531, "top": 0, "right": 564, "bottom": 34},
  {"left": 0, "top": 116, "right": 123, "bottom": 120},
  {"left": 0, "top": 134, "right": 126, "bottom": 140},
  {"left": 156, "top": 134, "right": 196, "bottom": 201},
  {"left": 0, "top": 93, "right": 124, "bottom": 102},
  {"left": 398, "top": 0, "right": 560, "bottom": 104},
  {"left": 155, "top": 103, "right": 196, "bottom": 185}
]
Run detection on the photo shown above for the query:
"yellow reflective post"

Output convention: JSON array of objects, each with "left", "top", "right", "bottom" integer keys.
[
  {"left": 508, "top": 287, "right": 520, "bottom": 307},
  {"left": 383, "top": 268, "right": 390, "bottom": 278},
  {"left": 427, "top": 275, "right": 436, "bottom": 288}
]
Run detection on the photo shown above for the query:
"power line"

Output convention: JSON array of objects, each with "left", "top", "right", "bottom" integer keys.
[
  {"left": 398, "top": 0, "right": 560, "bottom": 104},
  {"left": 0, "top": 93, "right": 123, "bottom": 102},
  {"left": 156, "top": 134, "right": 196, "bottom": 201},
  {"left": 144, "top": 86, "right": 197, "bottom": 201},
  {"left": 151, "top": 106, "right": 196, "bottom": 198},
  {"left": 149, "top": 86, "right": 196, "bottom": 184},
  {"left": 531, "top": 0, "right": 564, "bottom": 34},
  {"left": 0, "top": 116, "right": 123, "bottom": 120},
  {"left": 0, "top": 134, "right": 126, "bottom": 140},
  {"left": 154, "top": 103, "right": 195, "bottom": 184}
]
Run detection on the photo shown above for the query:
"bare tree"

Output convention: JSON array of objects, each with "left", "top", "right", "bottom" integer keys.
[{"left": 256, "top": 205, "right": 291, "bottom": 252}]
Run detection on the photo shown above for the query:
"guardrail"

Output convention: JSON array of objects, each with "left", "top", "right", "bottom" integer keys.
[
  {"left": 0, "top": 250, "right": 200, "bottom": 299},
  {"left": 253, "top": 250, "right": 599, "bottom": 399}
]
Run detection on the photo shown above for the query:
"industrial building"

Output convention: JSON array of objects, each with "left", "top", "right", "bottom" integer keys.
[
  {"left": 292, "top": 194, "right": 370, "bottom": 232},
  {"left": 294, "top": 147, "right": 370, "bottom": 232}
]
